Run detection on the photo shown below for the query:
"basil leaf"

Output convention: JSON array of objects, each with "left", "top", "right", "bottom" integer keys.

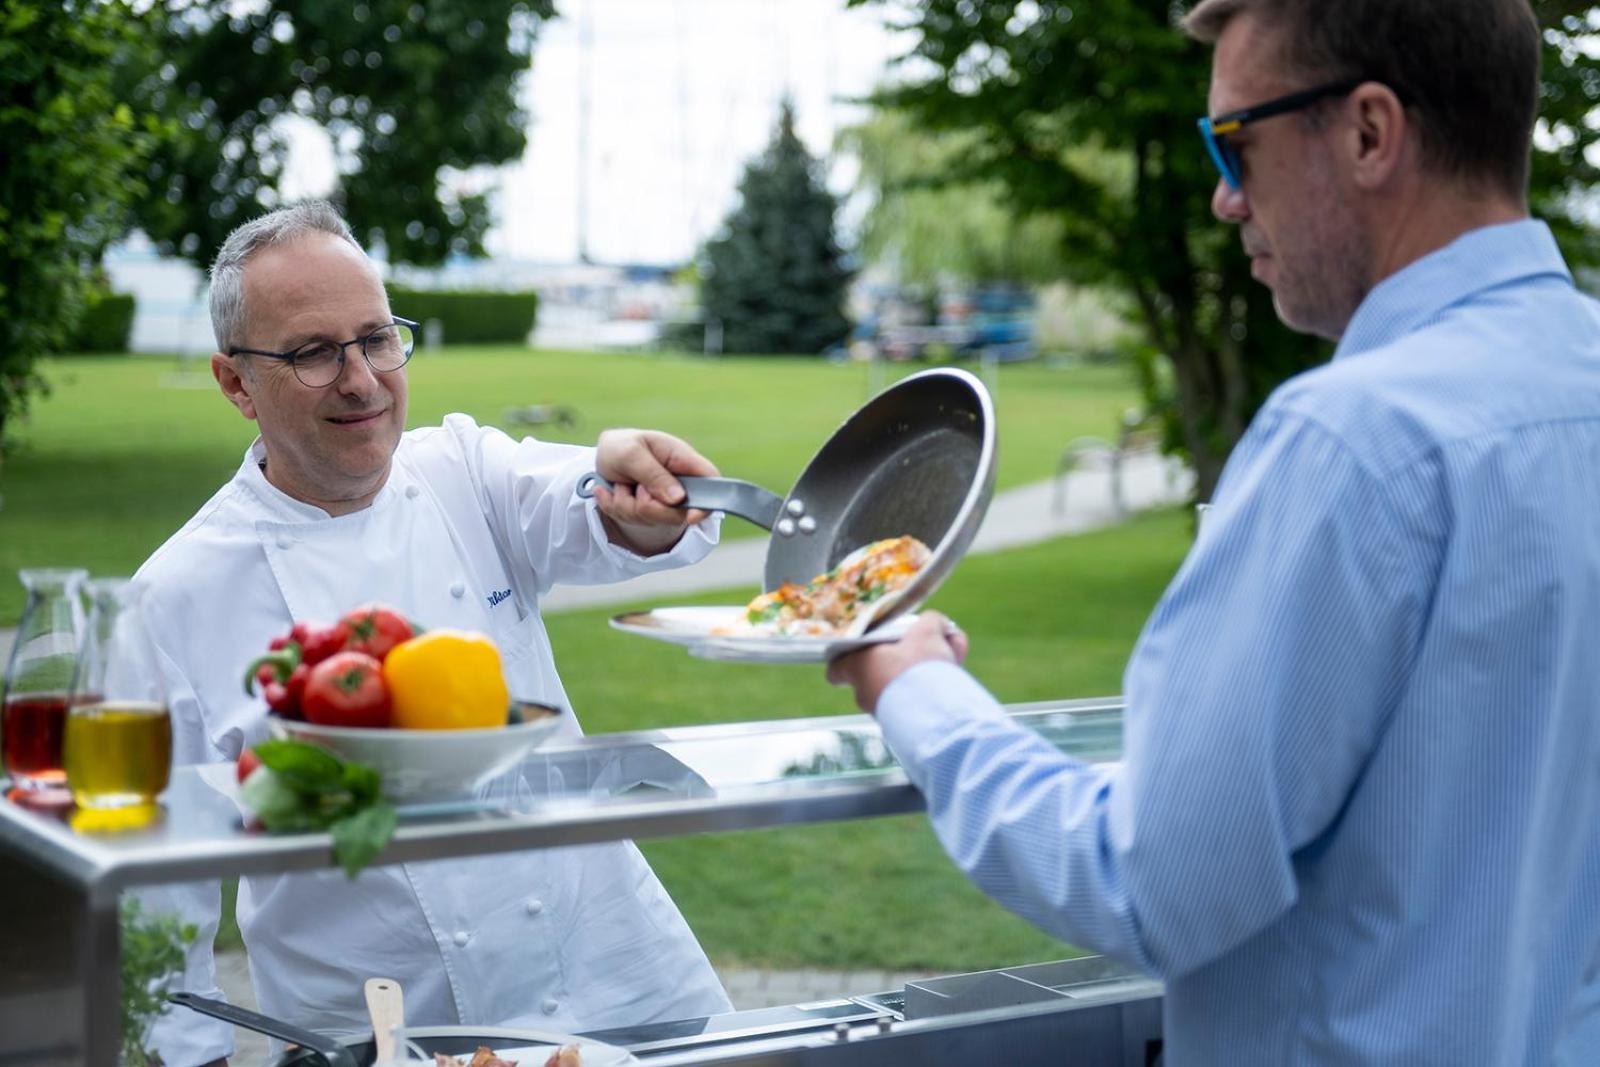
[
  {"left": 340, "top": 761, "right": 382, "bottom": 806},
  {"left": 330, "top": 802, "right": 398, "bottom": 879},
  {"left": 240, "top": 739, "right": 395, "bottom": 876},
  {"left": 252, "top": 739, "right": 344, "bottom": 791}
]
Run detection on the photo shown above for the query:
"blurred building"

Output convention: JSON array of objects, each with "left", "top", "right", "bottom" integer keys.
[{"left": 103, "top": 233, "right": 695, "bottom": 355}]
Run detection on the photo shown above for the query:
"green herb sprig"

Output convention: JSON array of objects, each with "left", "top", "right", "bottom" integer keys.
[
  {"left": 120, "top": 897, "right": 196, "bottom": 1067},
  {"left": 239, "top": 739, "right": 397, "bottom": 878}
]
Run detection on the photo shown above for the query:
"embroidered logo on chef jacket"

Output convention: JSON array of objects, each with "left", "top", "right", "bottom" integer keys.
[{"left": 486, "top": 588, "right": 513, "bottom": 608}]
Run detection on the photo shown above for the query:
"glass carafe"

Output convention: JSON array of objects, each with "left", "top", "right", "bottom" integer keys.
[
  {"left": 2, "top": 568, "right": 88, "bottom": 795},
  {"left": 64, "top": 579, "right": 171, "bottom": 811}
]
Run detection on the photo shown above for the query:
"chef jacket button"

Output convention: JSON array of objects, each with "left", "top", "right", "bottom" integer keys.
[
  {"left": 449, "top": 581, "right": 466, "bottom": 598},
  {"left": 541, "top": 998, "right": 560, "bottom": 1015},
  {"left": 405, "top": 484, "right": 420, "bottom": 499},
  {"left": 452, "top": 930, "right": 470, "bottom": 947},
  {"left": 276, "top": 534, "right": 293, "bottom": 550},
  {"left": 525, "top": 898, "right": 544, "bottom": 916}
]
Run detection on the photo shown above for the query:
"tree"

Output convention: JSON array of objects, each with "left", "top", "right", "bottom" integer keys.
[
  {"left": 852, "top": 0, "right": 1600, "bottom": 499},
  {"left": 840, "top": 109, "right": 1072, "bottom": 288},
  {"left": 121, "top": 0, "right": 556, "bottom": 271},
  {"left": 700, "top": 100, "right": 855, "bottom": 355},
  {"left": 0, "top": 1, "right": 158, "bottom": 457}
]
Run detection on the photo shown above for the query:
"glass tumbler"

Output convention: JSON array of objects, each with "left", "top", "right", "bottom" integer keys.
[
  {"left": 2, "top": 568, "right": 89, "bottom": 795},
  {"left": 64, "top": 579, "right": 172, "bottom": 811}
]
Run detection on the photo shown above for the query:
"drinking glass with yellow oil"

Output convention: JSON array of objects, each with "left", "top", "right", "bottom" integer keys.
[{"left": 64, "top": 579, "right": 171, "bottom": 818}]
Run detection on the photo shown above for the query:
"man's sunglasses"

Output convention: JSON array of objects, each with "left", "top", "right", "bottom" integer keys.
[{"left": 1196, "top": 79, "right": 1363, "bottom": 190}]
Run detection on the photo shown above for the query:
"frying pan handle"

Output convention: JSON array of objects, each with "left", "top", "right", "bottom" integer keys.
[
  {"left": 169, "top": 992, "right": 357, "bottom": 1067},
  {"left": 576, "top": 472, "right": 784, "bottom": 530}
]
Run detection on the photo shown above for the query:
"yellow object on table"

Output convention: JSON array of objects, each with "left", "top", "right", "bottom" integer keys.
[{"left": 383, "top": 630, "right": 510, "bottom": 730}]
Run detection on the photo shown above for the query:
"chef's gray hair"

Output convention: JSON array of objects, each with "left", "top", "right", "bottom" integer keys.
[{"left": 208, "top": 200, "right": 366, "bottom": 354}]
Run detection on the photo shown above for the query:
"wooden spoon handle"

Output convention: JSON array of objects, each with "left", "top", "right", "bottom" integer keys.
[{"left": 364, "top": 977, "right": 406, "bottom": 1064}]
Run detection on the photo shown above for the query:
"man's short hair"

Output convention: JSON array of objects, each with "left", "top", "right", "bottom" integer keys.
[
  {"left": 1183, "top": 0, "right": 1541, "bottom": 196},
  {"left": 208, "top": 200, "right": 365, "bottom": 353}
]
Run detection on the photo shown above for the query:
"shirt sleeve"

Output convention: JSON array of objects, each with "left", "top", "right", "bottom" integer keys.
[
  {"left": 450, "top": 415, "right": 721, "bottom": 594},
  {"left": 875, "top": 407, "right": 1433, "bottom": 979}
]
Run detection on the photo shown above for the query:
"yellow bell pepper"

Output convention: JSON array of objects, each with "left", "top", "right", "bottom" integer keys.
[{"left": 383, "top": 630, "right": 510, "bottom": 730}]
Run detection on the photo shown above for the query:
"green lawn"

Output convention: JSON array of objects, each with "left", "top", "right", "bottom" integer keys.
[{"left": 0, "top": 349, "right": 1137, "bottom": 624}]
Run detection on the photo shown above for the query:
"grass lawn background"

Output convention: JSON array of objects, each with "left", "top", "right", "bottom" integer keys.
[{"left": 0, "top": 349, "right": 1137, "bottom": 624}]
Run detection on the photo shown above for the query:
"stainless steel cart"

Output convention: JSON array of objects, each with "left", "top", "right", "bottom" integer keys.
[{"left": 0, "top": 697, "right": 1162, "bottom": 1066}]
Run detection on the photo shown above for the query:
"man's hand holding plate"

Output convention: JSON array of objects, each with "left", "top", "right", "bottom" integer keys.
[{"left": 828, "top": 612, "right": 970, "bottom": 713}]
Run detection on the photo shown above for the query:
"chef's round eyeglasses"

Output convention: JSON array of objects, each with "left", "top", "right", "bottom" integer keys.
[
  {"left": 1196, "top": 79, "right": 1364, "bottom": 190},
  {"left": 228, "top": 317, "right": 418, "bottom": 388}
]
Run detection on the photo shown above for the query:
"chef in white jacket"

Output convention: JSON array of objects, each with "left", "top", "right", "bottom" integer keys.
[{"left": 133, "top": 200, "right": 732, "bottom": 1065}]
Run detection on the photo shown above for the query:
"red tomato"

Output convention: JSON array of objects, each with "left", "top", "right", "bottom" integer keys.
[
  {"left": 285, "top": 662, "right": 310, "bottom": 709},
  {"left": 300, "top": 621, "right": 352, "bottom": 666},
  {"left": 236, "top": 748, "right": 262, "bottom": 784},
  {"left": 302, "top": 651, "right": 391, "bottom": 728},
  {"left": 340, "top": 604, "right": 415, "bottom": 663}
]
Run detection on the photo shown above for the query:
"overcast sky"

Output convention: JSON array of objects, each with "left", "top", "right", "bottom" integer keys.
[
  {"left": 502, "top": 0, "right": 910, "bottom": 264},
  {"left": 285, "top": 0, "right": 911, "bottom": 266}
]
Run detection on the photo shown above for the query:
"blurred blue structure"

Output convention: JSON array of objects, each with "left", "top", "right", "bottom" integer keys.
[{"left": 866, "top": 283, "right": 1037, "bottom": 363}]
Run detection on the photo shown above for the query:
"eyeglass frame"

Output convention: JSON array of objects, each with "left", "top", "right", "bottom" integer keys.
[
  {"left": 1196, "top": 79, "right": 1366, "bottom": 191},
  {"left": 226, "top": 316, "right": 420, "bottom": 387}
]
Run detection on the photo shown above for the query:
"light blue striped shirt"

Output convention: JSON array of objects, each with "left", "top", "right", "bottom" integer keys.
[{"left": 879, "top": 220, "right": 1600, "bottom": 1064}]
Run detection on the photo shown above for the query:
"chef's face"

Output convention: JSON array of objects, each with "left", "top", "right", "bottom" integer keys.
[{"left": 215, "top": 232, "right": 408, "bottom": 512}]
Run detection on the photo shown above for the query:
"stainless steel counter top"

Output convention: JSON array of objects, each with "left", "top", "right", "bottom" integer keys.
[{"left": 0, "top": 696, "right": 1123, "bottom": 896}]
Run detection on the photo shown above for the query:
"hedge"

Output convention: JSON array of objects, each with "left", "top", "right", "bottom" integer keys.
[
  {"left": 71, "top": 291, "right": 136, "bottom": 353},
  {"left": 386, "top": 288, "right": 539, "bottom": 345}
]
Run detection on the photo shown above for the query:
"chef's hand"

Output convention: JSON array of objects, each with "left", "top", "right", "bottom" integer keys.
[
  {"left": 592, "top": 428, "right": 720, "bottom": 555},
  {"left": 827, "top": 612, "right": 970, "bottom": 713}
]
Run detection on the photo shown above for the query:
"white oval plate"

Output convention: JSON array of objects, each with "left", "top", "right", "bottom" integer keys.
[
  {"left": 609, "top": 606, "right": 917, "bottom": 664},
  {"left": 393, "top": 1027, "right": 636, "bottom": 1066},
  {"left": 379, "top": 1025, "right": 637, "bottom": 1066}
]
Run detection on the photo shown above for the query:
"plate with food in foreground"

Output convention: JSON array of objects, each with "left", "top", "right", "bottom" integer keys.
[
  {"left": 611, "top": 536, "right": 930, "bottom": 663},
  {"left": 418, "top": 1037, "right": 634, "bottom": 1067}
]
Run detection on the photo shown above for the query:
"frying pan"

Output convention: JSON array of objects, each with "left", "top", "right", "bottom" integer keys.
[
  {"left": 170, "top": 992, "right": 614, "bottom": 1066},
  {"left": 577, "top": 367, "right": 996, "bottom": 625}
]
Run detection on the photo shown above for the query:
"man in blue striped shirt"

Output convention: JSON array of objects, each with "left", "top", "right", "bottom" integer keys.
[{"left": 830, "top": 1, "right": 1600, "bottom": 1062}]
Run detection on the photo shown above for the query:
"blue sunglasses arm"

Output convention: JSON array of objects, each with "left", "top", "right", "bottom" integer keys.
[{"left": 1196, "top": 116, "right": 1242, "bottom": 191}]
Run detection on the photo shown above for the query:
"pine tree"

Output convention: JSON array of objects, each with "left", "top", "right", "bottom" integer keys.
[{"left": 700, "top": 100, "right": 854, "bottom": 355}]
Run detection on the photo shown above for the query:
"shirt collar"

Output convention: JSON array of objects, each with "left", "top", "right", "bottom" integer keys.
[
  {"left": 238, "top": 437, "right": 399, "bottom": 522},
  {"left": 1334, "top": 219, "right": 1572, "bottom": 360}
]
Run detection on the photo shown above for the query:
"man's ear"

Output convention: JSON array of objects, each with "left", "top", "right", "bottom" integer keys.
[
  {"left": 212, "top": 352, "right": 258, "bottom": 421},
  {"left": 1346, "top": 82, "right": 1409, "bottom": 192}
]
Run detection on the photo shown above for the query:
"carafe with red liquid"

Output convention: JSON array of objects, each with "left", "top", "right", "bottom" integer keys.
[{"left": 2, "top": 568, "right": 88, "bottom": 796}]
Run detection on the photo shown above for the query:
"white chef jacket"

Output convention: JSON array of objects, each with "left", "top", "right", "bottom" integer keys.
[{"left": 132, "top": 415, "right": 732, "bottom": 1066}]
